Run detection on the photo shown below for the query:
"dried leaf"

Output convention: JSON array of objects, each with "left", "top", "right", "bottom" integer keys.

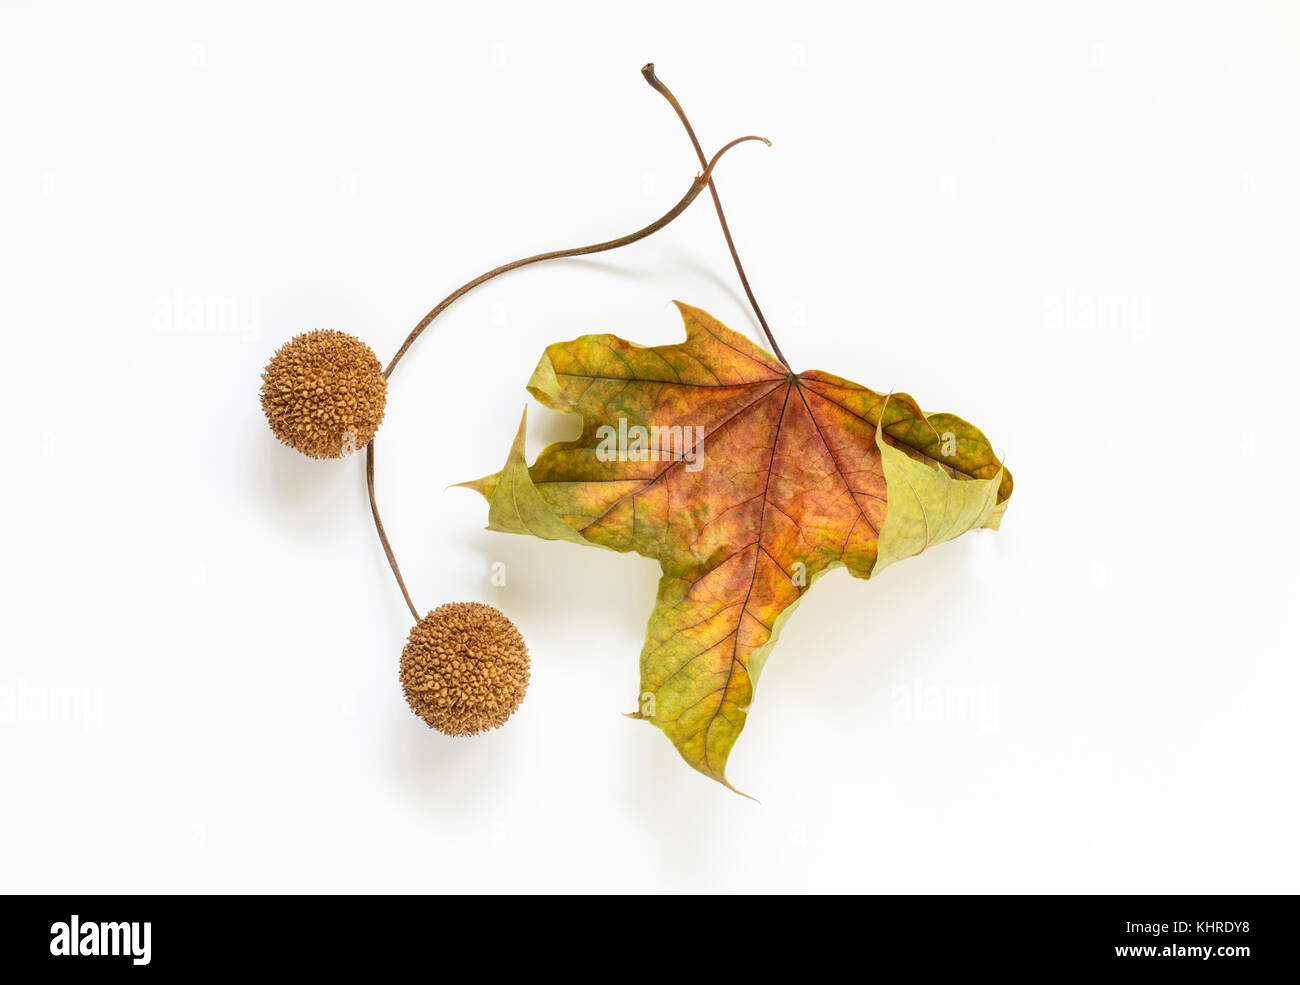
[{"left": 462, "top": 302, "right": 1012, "bottom": 791}]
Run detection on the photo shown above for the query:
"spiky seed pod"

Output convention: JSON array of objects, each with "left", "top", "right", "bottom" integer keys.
[
  {"left": 260, "top": 330, "right": 387, "bottom": 459},
  {"left": 400, "top": 602, "right": 530, "bottom": 736}
]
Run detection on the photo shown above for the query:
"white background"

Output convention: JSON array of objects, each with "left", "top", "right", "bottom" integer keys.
[{"left": 2, "top": 1, "right": 1297, "bottom": 893}]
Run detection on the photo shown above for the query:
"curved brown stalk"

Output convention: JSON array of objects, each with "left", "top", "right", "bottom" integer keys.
[{"left": 641, "top": 63, "right": 789, "bottom": 369}]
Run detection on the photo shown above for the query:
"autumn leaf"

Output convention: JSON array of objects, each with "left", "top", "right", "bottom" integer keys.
[{"left": 461, "top": 302, "right": 1012, "bottom": 792}]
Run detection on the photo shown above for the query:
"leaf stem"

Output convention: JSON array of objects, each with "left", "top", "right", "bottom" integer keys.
[
  {"left": 367, "top": 113, "right": 769, "bottom": 621},
  {"left": 641, "top": 63, "right": 790, "bottom": 369}
]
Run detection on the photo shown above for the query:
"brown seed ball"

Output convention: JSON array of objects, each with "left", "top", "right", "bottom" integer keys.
[
  {"left": 400, "top": 602, "right": 530, "bottom": 737},
  {"left": 260, "top": 330, "right": 387, "bottom": 459}
]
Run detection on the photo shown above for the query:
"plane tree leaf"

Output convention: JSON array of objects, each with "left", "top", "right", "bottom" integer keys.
[{"left": 461, "top": 302, "right": 1012, "bottom": 792}]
